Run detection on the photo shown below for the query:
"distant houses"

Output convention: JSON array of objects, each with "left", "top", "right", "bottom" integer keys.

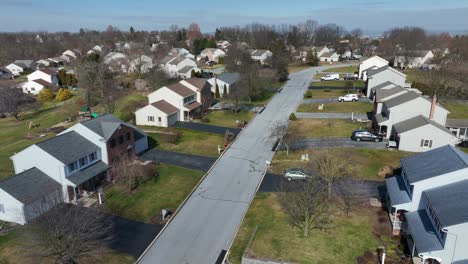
[
  {"left": 5, "top": 60, "right": 35, "bottom": 76},
  {"left": 159, "top": 56, "right": 199, "bottom": 79},
  {"left": 250, "top": 49, "right": 272, "bottom": 65},
  {"left": 394, "top": 50, "right": 434, "bottom": 69},
  {"left": 207, "top": 72, "right": 240, "bottom": 98},
  {"left": 199, "top": 48, "right": 225, "bottom": 63},
  {"left": 18, "top": 68, "right": 59, "bottom": 95}
]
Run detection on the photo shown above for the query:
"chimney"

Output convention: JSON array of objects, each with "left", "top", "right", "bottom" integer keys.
[{"left": 429, "top": 94, "right": 437, "bottom": 120}]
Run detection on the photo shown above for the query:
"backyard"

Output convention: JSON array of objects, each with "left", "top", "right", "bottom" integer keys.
[
  {"left": 442, "top": 100, "right": 468, "bottom": 119},
  {"left": 204, "top": 110, "right": 255, "bottom": 128},
  {"left": 289, "top": 119, "right": 368, "bottom": 139},
  {"left": 322, "top": 65, "right": 359, "bottom": 73},
  {"left": 297, "top": 102, "right": 373, "bottom": 114}
]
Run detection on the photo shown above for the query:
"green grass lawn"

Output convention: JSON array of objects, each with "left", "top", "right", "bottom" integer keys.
[
  {"left": 148, "top": 128, "right": 224, "bottom": 157},
  {"left": 105, "top": 164, "right": 203, "bottom": 223},
  {"left": 305, "top": 89, "right": 347, "bottom": 99},
  {"left": 443, "top": 101, "right": 468, "bottom": 119},
  {"left": 289, "top": 119, "right": 368, "bottom": 139},
  {"left": 288, "top": 62, "right": 311, "bottom": 73},
  {"left": 402, "top": 70, "right": 426, "bottom": 83},
  {"left": 297, "top": 102, "right": 373, "bottom": 114},
  {"left": 204, "top": 110, "right": 255, "bottom": 128},
  {"left": 322, "top": 65, "right": 359, "bottom": 73},
  {"left": 228, "top": 193, "right": 379, "bottom": 264},
  {"left": 310, "top": 80, "right": 365, "bottom": 88}
]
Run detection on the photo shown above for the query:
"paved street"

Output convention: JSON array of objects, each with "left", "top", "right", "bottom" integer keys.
[
  {"left": 295, "top": 112, "right": 370, "bottom": 120},
  {"left": 283, "top": 137, "right": 387, "bottom": 150},
  {"left": 137, "top": 65, "right": 351, "bottom": 264},
  {"left": 142, "top": 149, "right": 217, "bottom": 172}
]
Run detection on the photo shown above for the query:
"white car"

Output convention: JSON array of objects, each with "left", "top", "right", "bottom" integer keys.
[
  {"left": 283, "top": 168, "right": 308, "bottom": 181},
  {"left": 338, "top": 94, "right": 359, "bottom": 102},
  {"left": 320, "top": 73, "right": 339, "bottom": 81}
]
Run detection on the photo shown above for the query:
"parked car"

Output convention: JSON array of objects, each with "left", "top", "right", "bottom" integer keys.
[
  {"left": 351, "top": 130, "right": 383, "bottom": 142},
  {"left": 344, "top": 73, "right": 359, "bottom": 80},
  {"left": 320, "top": 73, "right": 339, "bottom": 81},
  {"left": 338, "top": 93, "right": 359, "bottom": 102},
  {"left": 283, "top": 168, "right": 308, "bottom": 181}
]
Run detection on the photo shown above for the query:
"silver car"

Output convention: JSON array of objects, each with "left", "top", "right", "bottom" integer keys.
[{"left": 283, "top": 168, "right": 308, "bottom": 181}]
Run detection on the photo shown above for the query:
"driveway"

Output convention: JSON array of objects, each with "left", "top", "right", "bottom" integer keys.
[
  {"left": 142, "top": 149, "right": 216, "bottom": 172},
  {"left": 258, "top": 173, "right": 384, "bottom": 199},
  {"left": 174, "top": 121, "right": 242, "bottom": 136},
  {"left": 295, "top": 112, "right": 370, "bottom": 120},
  {"left": 280, "top": 137, "right": 387, "bottom": 150},
  {"left": 302, "top": 98, "right": 371, "bottom": 104}
]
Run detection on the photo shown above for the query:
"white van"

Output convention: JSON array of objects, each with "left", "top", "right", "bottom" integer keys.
[{"left": 320, "top": 73, "right": 340, "bottom": 81}]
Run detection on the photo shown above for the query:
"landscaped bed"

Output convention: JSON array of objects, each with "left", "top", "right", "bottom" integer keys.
[
  {"left": 203, "top": 110, "right": 255, "bottom": 128},
  {"left": 297, "top": 102, "right": 373, "bottom": 114},
  {"left": 289, "top": 119, "right": 368, "bottom": 139}
]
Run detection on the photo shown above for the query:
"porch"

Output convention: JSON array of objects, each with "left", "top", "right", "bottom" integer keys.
[
  {"left": 66, "top": 161, "right": 110, "bottom": 205},
  {"left": 385, "top": 175, "right": 411, "bottom": 235},
  {"left": 183, "top": 101, "right": 202, "bottom": 121},
  {"left": 374, "top": 113, "right": 390, "bottom": 136}
]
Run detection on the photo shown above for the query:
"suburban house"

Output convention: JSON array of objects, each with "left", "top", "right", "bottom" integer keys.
[
  {"left": 199, "top": 48, "right": 225, "bottom": 63},
  {"left": 47, "top": 56, "right": 66, "bottom": 66},
  {"left": 385, "top": 145, "right": 468, "bottom": 263},
  {"left": 18, "top": 68, "right": 59, "bottom": 95},
  {"left": 216, "top": 40, "right": 231, "bottom": 50},
  {"left": 160, "top": 56, "right": 198, "bottom": 79},
  {"left": 207, "top": 72, "right": 240, "bottom": 97},
  {"left": 62, "top": 49, "right": 81, "bottom": 60},
  {"left": 0, "top": 115, "right": 148, "bottom": 225},
  {"left": 169, "top": 48, "right": 195, "bottom": 59},
  {"left": 250, "top": 49, "right": 273, "bottom": 65},
  {"left": 446, "top": 119, "right": 468, "bottom": 142},
  {"left": 129, "top": 55, "right": 154, "bottom": 74},
  {"left": 366, "top": 66, "right": 407, "bottom": 98},
  {"left": 373, "top": 83, "right": 409, "bottom": 114},
  {"left": 104, "top": 52, "right": 128, "bottom": 73},
  {"left": 313, "top": 46, "right": 330, "bottom": 57},
  {"left": 394, "top": 50, "right": 434, "bottom": 69},
  {"left": 358, "top": 56, "right": 389, "bottom": 81},
  {"left": 319, "top": 51, "right": 340, "bottom": 63},
  {"left": 35, "top": 59, "right": 53, "bottom": 68},
  {"left": 5, "top": 60, "right": 34, "bottom": 76},
  {"left": 87, "top": 45, "right": 104, "bottom": 55},
  {"left": 0, "top": 68, "right": 13, "bottom": 79},
  {"left": 135, "top": 78, "right": 213, "bottom": 127},
  {"left": 341, "top": 50, "right": 362, "bottom": 60}
]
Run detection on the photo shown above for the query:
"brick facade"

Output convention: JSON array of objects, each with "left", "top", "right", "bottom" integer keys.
[{"left": 106, "top": 125, "right": 135, "bottom": 165}]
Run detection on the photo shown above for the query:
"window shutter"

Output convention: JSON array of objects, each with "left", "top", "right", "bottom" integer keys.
[
  {"left": 420, "top": 139, "right": 424, "bottom": 147},
  {"left": 429, "top": 140, "right": 433, "bottom": 148}
]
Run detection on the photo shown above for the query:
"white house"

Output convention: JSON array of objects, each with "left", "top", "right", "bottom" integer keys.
[
  {"left": 319, "top": 52, "right": 340, "bottom": 63},
  {"left": 129, "top": 55, "right": 154, "bottom": 74},
  {"left": 207, "top": 72, "right": 240, "bottom": 97},
  {"left": 199, "top": 48, "right": 225, "bottom": 63},
  {"left": 135, "top": 100, "right": 180, "bottom": 127},
  {"left": 160, "top": 56, "right": 198, "bottom": 79},
  {"left": 313, "top": 46, "right": 330, "bottom": 57},
  {"left": 394, "top": 50, "right": 434, "bottom": 69},
  {"left": 87, "top": 45, "right": 104, "bottom": 55},
  {"left": 5, "top": 60, "right": 34, "bottom": 76},
  {"left": 62, "top": 49, "right": 80, "bottom": 59},
  {"left": 385, "top": 145, "right": 468, "bottom": 263},
  {"left": 104, "top": 52, "right": 128, "bottom": 73},
  {"left": 358, "top": 56, "right": 389, "bottom": 81},
  {"left": 366, "top": 66, "right": 407, "bottom": 98},
  {"left": 250, "top": 50, "right": 272, "bottom": 65},
  {"left": 217, "top": 40, "right": 231, "bottom": 50},
  {"left": 169, "top": 48, "right": 195, "bottom": 59},
  {"left": 18, "top": 68, "right": 58, "bottom": 95}
]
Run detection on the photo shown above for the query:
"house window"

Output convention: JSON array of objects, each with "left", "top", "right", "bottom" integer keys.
[
  {"left": 126, "top": 132, "right": 131, "bottom": 141},
  {"left": 89, "top": 152, "right": 97, "bottom": 162},
  {"left": 460, "top": 128, "right": 467, "bottom": 136},
  {"left": 420, "top": 139, "right": 433, "bottom": 148},
  {"left": 0, "top": 204, "right": 4, "bottom": 213},
  {"left": 158, "top": 117, "right": 162, "bottom": 122},
  {"left": 183, "top": 95, "right": 195, "bottom": 104},
  {"left": 31, "top": 88, "right": 35, "bottom": 91},
  {"left": 68, "top": 161, "right": 77, "bottom": 172},
  {"left": 148, "top": 116, "right": 155, "bottom": 122},
  {"left": 79, "top": 157, "right": 88, "bottom": 167},
  {"left": 118, "top": 135, "right": 124, "bottom": 144},
  {"left": 110, "top": 139, "right": 116, "bottom": 148}
]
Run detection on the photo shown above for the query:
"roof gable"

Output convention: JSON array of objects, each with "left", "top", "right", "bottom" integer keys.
[
  {"left": 393, "top": 115, "right": 454, "bottom": 136},
  {"left": 368, "top": 65, "right": 406, "bottom": 78},
  {"left": 151, "top": 100, "right": 179, "bottom": 114},
  {"left": 383, "top": 91, "right": 420, "bottom": 109},
  {"left": 166, "top": 82, "right": 196, "bottom": 97}
]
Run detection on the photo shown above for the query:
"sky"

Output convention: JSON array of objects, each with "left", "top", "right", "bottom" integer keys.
[{"left": 1, "top": 0, "right": 468, "bottom": 35}]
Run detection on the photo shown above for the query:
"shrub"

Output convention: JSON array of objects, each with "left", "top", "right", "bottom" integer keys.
[
  {"left": 201, "top": 116, "right": 210, "bottom": 123},
  {"left": 56, "top": 88, "right": 72, "bottom": 101},
  {"left": 304, "top": 90, "right": 313, "bottom": 98},
  {"left": 165, "top": 130, "right": 182, "bottom": 144},
  {"left": 38, "top": 88, "right": 54, "bottom": 102},
  {"left": 289, "top": 113, "right": 297, "bottom": 121}
]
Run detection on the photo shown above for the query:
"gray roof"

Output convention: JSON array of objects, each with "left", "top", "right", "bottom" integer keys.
[
  {"left": 374, "top": 84, "right": 406, "bottom": 102},
  {"left": 36, "top": 131, "right": 99, "bottom": 165},
  {"left": 178, "top": 65, "right": 195, "bottom": 74},
  {"left": 251, "top": 49, "right": 270, "bottom": 56},
  {"left": 217, "top": 73, "right": 240, "bottom": 85},
  {"left": 368, "top": 65, "right": 406, "bottom": 78},
  {"left": 67, "top": 161, "right": 109, "bottom": 185},
  {"left": 446, "top": 118, "right": 468, "bottom": 128},
  {"left": 160, "top": 56, "right": 176, "bottom": 65},
  {"left": 401, "top": 145, "right": 468, "bottom": 184},
  {"left": 393, "top": 115, "right": 454, "bottom": 136},
  {"left": 81, "top": 114, "right": 147, "bottom": 142},
  {"left": 405, "top": 210, "right": 443, "bottom": 253},
  {"left": 0, "top": 168, "right": 61, "bottom": 204},
  {"left": 385, "top": 175, "right": 411, "bottom": 205},
  {"left": 424, "top": 179, "right": 468, "bottom": 227},
  {"left": 13, "top": 60, "right": 34, "bottom": 69},
  {"left": 383, "top": 91, "right": 420, "bottom": 109},
  {"left": 320, "top": 51, "right": 337, "bottom": 58},
  {"left": 375, "top": 113, "right": 388, "bottom": 124}
]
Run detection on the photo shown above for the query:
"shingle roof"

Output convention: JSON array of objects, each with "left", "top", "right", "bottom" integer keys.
[
  {"left": 81, "top": 114, "right": 147, "bottom": 142},
  {"left": 424, "top": 179, "right": 468, "bottom": 227},
  {"left": 405, "top": 210, "right": 443, "bottom": 253},
  {"left": 151, "top": 100, "right": 179, "bottom": 114},
  {"left": 368, "top": 65, "right": 406, "bottom": 78},
  {"left": 385, "top": 175, "right": 411, "bottom": 205},
  {"left": 0, "top": 168, "right": 61, "bottom": 204},
  {"left": 177, "top": 65, "right": 195, "bottom": 74},
  {"left": 401, "top": 145, "right": 468, "bottom": 184},
  {"left": 374, "top": 84, "right": 406, "bottom": 101},
  {"left": 13, "top": 60, "right": 34, "bottom": 68},
  {"left": 184, "top": 78, "right": 209, "bottom": 91},
  {"left": 32, "top": 79, "right": 52, "bottom": 87},
  {"left": 184, "top": 101, "right": 202, "bottom": 111},
  {"left": 169, "top": 57, "right": 190, "bottom": 65},
  {"left": 216, "top": 73, "right": 240, "bottom": 85},
  {"left": 67, "top": 161, "right": 109, "bottom": 185},
  {"left": 160, "top": 56, "right": 176, "bottom": 65},
  {"left": 251, "top": 49, "right": 270, "bottom": 56},
  {"left": 36, "top": 131, "right": 100, "bottom": 165},
  {"left": 446, "top": 118, "right": 468, "bottom": 128},
  {"left": 393, "top": 115, "right": 454, "bottom": 136},
  {"left": 320, "top": 51, "right": 338, "bottom": 58},
  {"left": 166, "top": 82, "right": 196, "bottom": 97},
  {"left": 383, "top": 91, "right": 420, "bottom": 109}
]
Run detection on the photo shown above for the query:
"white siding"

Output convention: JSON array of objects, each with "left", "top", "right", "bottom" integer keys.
[
  {"left": 5, "top": 64, "right": 24, "bottom": 76},
  {"left": 135, "top": 105, "right": 174, "bottom": 127},
  {"left": 147, "top": 87, "right": 185, "bottom": 120},
  {"left": 358, "top": 56, "right": 389, "bottom": 80},
  {"left": 27, "top": 70, "right": 52, "bottom": 83},
  {"left": 445, "top": 223, "right": 468, "bottom": 262},
  {"left": 19, "top": 81, "right": 44, "bottom": 95},
  {"left": 0, "top": 189, "right": 25, "bottom": 224},
  {"left": 397, "top": 125, "right": 459, "bottom": 153},
  {"left": 367, "top": 70, "right": 406, "bottom": 98}
]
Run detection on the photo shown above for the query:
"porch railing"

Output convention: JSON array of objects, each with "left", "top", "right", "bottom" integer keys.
[{"left": 389, "top": 213, "right": 408, "bottom": 231}]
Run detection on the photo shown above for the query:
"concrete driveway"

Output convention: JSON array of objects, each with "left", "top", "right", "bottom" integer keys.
[
  {"left": 142, "top": 149, "right": 216, "bottom": 172},
  {"left": 295, "top": 112, "right": 370, "bottom": 120},
  {"left": 174, "top": 121, "right": 242, "bottom": 136},
  {"left": 282, "top": 137, "right": 388, "bottom": 150},
  {"left": 137, "top": 64, "right": 357, "bottom": 264}
]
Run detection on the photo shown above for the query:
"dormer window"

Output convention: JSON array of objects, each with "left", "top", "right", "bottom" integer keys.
[
  {"left": 183, "top": 94, "right": 195, "bottom": 105},
  {"left": 89, "top": 152, "right": 97, "bottom": 162},
  {"left": 68, "top": 161, "right": 77, "bottom": 173},
  {"left": 79, "top": 156, "right": 88, "bottom": 167}
]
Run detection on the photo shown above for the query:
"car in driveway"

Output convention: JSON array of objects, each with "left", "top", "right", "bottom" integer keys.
[
  {"left": 283, "top": 168, "right": 308, "bottom": 181},
  {"left": 320, "top": 73, "right": 339, "bottom": 81},
  {"left": 344, "top": 73, "right": 359, "bottom": 80},
  {"left": 338, "top": 93, "right": 359, "bottom": 102},
  {"left": 351, "top": 130, "right": 383, "bottom": 142}
]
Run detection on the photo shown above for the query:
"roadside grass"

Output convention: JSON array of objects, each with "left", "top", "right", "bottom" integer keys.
[
  {"left": 289, "top": 119, "right": 368, "bottom": 139},
  {"left": 322, "top": 65, "right": 359, "bottom": 73},
  {"left": 297, "top": 102, "right": 373, "bottom": 114},
  {"left": 204, "top": 110, "right": 255, "bottom": 128},
  {"left": 305, "top": 89, "right": 347, "bottom": 99},
  {"left": 105, "top": 164, "right": 203, "bottom": 223},
  {"left": 443, "top": 101, "right": 468, "bottom": 119},
  {"left": 148, "top": 128, "right": 224, "bottom": 157},
  {"left": 269, "top": 149, "right": 410, "bottom": 180},
  {"left": 310, "top": 80, "right": 365, "bottom": 88},
  {"left": 288, "top": 62, "right": 311, "bottom": 73},
  {"left": 228, "top": 193, "right": 379, "bottom": 264}
]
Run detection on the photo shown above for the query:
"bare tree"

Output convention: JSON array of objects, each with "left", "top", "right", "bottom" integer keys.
[
  {"left": 278, "top": 177, "right": 331, "bottom": 237},
  {"left": 113, "top": 155, "right": 157, "bottom": 191},
  {"left": 312, "top": 150, "right": 349, "bottom": 198},
  {"left": 0, "top": 87, "right": 36, "bottom": 120},
  {"left": 25, "top": 204, "right": 113, "bottom": 264},
  {"left": 271, "top": 121, "right": 298, "bottom": 156},
  {"left": 145, "top": 67, "right": 170, "bottom": 90}
]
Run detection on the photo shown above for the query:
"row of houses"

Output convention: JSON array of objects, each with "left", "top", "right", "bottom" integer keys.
[
  {"left": 358, "top": 56, "right": 464, "bottom": 152},
  {"left": 0, "top": 115, "right": 149, "bottom": 224}
]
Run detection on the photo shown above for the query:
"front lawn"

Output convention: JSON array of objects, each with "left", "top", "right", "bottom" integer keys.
[
  {"left": 322, "top": 65, "right": 359, "bottom": 73},
  {"left": 288, "top": 62, "right": 311, "bottom": 73},
  {"left": 305, "top": 89, "right": 347, "bottom": 99},
  {"left": 148, "top": 128, "right": 224, "bottom": 157},
  {"left": 297, "top": 102, "right": 373, "bottom": 114},
  {"left": 310, "top": 80, "right": 365, "bottom": 88},
  {"left": 204, "top": 110, "right": 255, "bottom": 128},
  {"left": 289, "top": 119, "right": 368, "bottom": 139},
  {"left": 443, "top": 101, "right": 468, "bottom": 119},
  {"left": 105, "top": 164, "right": 204, "bottom": 223},
  {"left": 228, "top": 193, "right": 379, "bottom": 264}
]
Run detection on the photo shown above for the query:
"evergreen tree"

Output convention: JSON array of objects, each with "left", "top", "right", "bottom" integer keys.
[
  {"left": 129, "top": 26, "right": 135, "bottom": 34},
  {"left": 215, "top": 84, "right": 220, "bottom": 98},
  {"left": 191, "top": 70, "right": 196, "bottom": 78},
  {"left": 223, "top": 84, "right": 227, "bottom": 96},
  {"left": 38, "top": 88, "right": 54, "bottom": 102}
]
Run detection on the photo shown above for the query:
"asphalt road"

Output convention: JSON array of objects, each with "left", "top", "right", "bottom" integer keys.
[
  {"left": 137, "top": 64, "right": 356, "bottom": 264},
  {"left": 142, "top": 149, "right": 217, "bottom": 172}
]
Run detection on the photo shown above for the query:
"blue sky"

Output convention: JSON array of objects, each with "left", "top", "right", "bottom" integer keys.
[{"left": 1, "top": 0, "right": 468, "bottom": 34}]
